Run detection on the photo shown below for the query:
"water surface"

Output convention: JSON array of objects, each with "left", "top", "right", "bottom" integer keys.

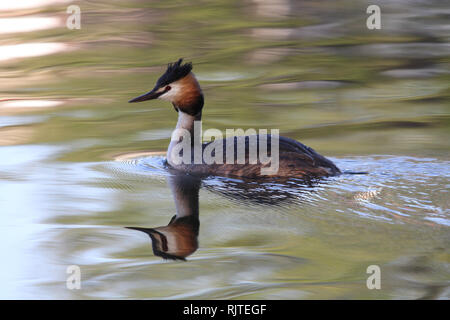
[{"left": 0, "top": 0, "right": 449, "bottom": 299}]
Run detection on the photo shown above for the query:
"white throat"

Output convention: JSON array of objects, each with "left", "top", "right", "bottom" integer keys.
[
  {"left": 175, "top": 111, "right": 197, "bottom": 132},
  {"left": 167, "top": 111, "right": 202, "bottom": 166}
]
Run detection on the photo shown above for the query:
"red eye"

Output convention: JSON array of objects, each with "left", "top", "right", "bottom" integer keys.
[{"left": 166, "top": 85, "right": 171, "bottom": 91}]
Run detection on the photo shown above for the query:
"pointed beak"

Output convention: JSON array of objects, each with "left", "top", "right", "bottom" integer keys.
[
  {"left": 125, "top": 226, "right": 156, "bottom": 234},
  {"left": 128, "top": 87, "right": 160, "bottom": 103}
]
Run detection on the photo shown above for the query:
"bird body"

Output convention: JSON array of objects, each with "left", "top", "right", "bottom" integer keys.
[{"left": 129, "top": 59, "right": 340, "bottom": 179}]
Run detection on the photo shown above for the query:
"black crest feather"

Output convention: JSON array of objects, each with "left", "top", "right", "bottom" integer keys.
[{"left": 156, "top": 58, "right": 192, "bottom": 87}]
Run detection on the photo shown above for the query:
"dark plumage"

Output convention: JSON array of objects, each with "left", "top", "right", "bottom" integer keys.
[{"left": 171, "top": 135, "right": 341, "bottom": 179}]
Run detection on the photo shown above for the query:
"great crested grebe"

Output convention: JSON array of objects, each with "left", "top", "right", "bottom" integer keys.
[{"left": 129, "top": 59, "right": 340, "bottom": 178}]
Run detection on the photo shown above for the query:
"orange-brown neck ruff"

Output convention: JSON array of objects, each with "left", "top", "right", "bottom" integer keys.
[{"left": 173, "top": 73, "right": 203, "bottom": 116}]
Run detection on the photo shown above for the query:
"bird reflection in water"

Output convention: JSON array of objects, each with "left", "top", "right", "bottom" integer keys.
[
  {"left": 127, "top": 173, "right": 201, "bottom": 261},
  {"left": 126, "top": 171, "right": 323, "bottom": 261}
]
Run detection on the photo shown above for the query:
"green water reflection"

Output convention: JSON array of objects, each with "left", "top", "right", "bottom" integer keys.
[{"left": 0, "top": 0, "right": 449, "bottom": 299}]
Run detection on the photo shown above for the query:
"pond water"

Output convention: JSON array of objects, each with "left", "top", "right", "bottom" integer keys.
[{"left": 0, "top": 0, "right": 449, "bottom": 299}]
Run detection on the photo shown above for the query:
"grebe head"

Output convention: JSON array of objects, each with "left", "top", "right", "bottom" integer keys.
[
  {"left": 126, "top": 215, "right": 199, "bottom": 261},
  {"left": 128, "top": 58, "right": 203, "bottom": 116}
]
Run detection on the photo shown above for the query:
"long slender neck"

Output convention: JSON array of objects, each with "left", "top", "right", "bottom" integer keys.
[
  {"left": 168, "top": 174, "right": 201, "bottom": 219},
  {"left": 174, "top": 110, "right": 202, "bottom": 135},
  {"left": 167, "top": 109, "right": 202, "bottom": 165}
]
